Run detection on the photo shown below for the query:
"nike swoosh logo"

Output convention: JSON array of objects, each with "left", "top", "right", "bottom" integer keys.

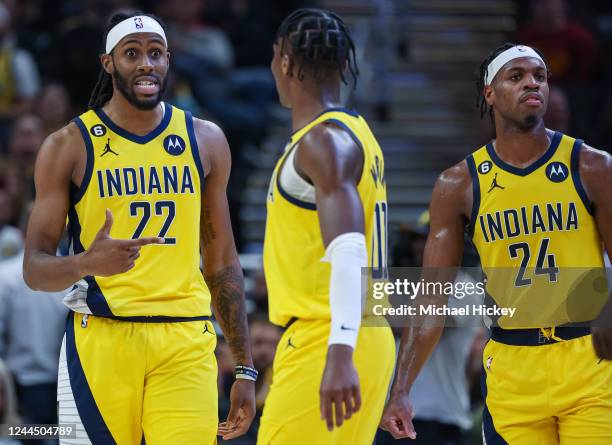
[{"left": 340, "top": 325, "right": 357, "bottom": 331}]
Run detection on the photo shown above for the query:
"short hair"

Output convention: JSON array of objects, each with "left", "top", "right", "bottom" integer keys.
[
  {"left": 476, "top": 42, "right": 549, "bottom": 121},
  {"left": 276, "top": 8, "right": 359, "bottom": 87}
]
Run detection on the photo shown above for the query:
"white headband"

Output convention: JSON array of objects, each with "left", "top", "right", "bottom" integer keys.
[
  {"left": 485, "top": 45, "right": 546, "bottom": 85},
  {"left": 105, "top": 16, "right": 167, "bottom": 54}
]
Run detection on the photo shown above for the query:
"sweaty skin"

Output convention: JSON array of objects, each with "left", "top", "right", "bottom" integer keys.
[
  {"left": 23, "top": 32, "right": 255, "bottom": 441},
  {"left": 379, "top": 56, "right": 612, "bottom": 439}
]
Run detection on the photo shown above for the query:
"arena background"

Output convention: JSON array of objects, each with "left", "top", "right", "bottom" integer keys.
[{"left": 0, "top": 0, "right": 611, "bottom": 444}]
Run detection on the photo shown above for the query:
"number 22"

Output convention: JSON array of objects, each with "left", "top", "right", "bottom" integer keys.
[{"left": 130, "top": 200, "right": 176, "bottom": 244}]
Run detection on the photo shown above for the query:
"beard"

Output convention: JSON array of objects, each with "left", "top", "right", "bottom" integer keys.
[
  {"left": 520, "top": 113, "right": 540, "bottom": 130},
  {"left": 113, "top": 69, "right": 167, "bottom": 110}
]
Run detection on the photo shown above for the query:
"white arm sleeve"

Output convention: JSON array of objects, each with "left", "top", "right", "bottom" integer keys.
[{"left": 322, "top": 232, "right": 367, "bottom": 348}]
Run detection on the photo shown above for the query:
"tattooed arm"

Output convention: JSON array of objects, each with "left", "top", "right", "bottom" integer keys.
[{"left": 194, "top": 118, "right": 255, "bottom": 439}]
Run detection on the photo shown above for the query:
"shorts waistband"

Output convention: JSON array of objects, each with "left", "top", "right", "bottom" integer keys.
[
  {"left": 490, "top": 326, "right": 590, "bottom": 346},
  {"left": 88, "top": 314, "right": 211, "bottom": 323}
]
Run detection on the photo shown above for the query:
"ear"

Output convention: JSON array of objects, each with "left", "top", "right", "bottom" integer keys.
[
  {"left": 281, "top": 53, "right": 293, "bottom": 77},
  {"left": 484, "top": 85, "right": 495, "bottom": 107},
  {"left": 101, "top": 53, "right": 114, "bottom": 75}
]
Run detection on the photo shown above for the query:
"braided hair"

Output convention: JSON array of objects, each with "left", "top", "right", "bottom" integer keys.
[
  {"left": 276, "top": 8, "right": 359, "bottom": 87},
  {"left": 476, "top": 42, "right": 549, "bottom": 121},
  {"left": 88, "top": 12, "right": 166, "bottom": 109}
]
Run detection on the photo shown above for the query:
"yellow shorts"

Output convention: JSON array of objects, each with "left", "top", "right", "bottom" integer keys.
[
  {"left": 58, "top": 312, "right": 218, "bottom": 445},
  {"left": 257, "top": 319, "right": 395, "bottom": 445},
  {"left": 482, "top": 331, "right": 612, "bottom": 445}
]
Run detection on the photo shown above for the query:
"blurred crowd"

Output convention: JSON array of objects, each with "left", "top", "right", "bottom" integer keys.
[
  {"left": 0, "top": 0, "right": 306, "bottom": 443},
  {"left": 512, "top": 0, "right": 612, "bottom": 148},
  {"left": 1, "top": 1, "right": 611, "bottom": 445}
]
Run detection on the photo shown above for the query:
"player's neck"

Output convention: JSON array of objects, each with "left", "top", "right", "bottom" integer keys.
[
  {"left": 290, "top": 87, "right": 342, "bottom": 133},
  {"left": 492, "top": 121, "right": 551, "bottom": 167},
  {"left": 103, "top": 93, "right": 164, "bottom": 136}
]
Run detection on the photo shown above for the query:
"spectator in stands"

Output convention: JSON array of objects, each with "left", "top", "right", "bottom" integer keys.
[
  {"left": 7, "top": 113, "right": 45, "bottom": 203},
  {"left": 43, "top": 15, "right": 102, "bottom": 111},
  {"left": 0, "top": 1, "right": 41, "bottom": 143},
  {"left": 157, "top": 0, "right": 277, "bottom": 249},
  {"left": 0, "top": 206, "right": 68, "bottom": 445},
  {"left": 0, "top": 359, "right": 21, "bottom": 444},
  {"left": 515, "top": 0, "right": 597, "bottom": 84},
  {"left": 38, "top": 83, "right": 72, "bottom": 135},
  {"left": 544, "top": 86, "right": 570, "bottom": 133},
  {"left": 0, "top": 165, "right": 21, "bottom": 259}
]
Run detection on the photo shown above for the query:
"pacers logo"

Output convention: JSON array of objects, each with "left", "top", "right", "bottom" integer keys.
[
  {"left": 163, "top": 135, "right": 186, "bottom": 156},
  {"left": 545, "top": 162, "right": 568, "bottom": 183}
]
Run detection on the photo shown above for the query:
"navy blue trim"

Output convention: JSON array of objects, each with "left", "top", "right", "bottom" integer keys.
[
  {"left": 275, "top": 142, "right": 316, "bottom": 210},
  {"left": 570, "top": 139, "right": 594, "bottom": 215},
  {"left": 71, "top": 118, "right": 94, "bottom": 205},
  {"left": 326, "top": 118, "right": 365, "bottom": 184},
  {"left": 66, "top": 312, "right": 116, "bottom": 444},
  {"left": 94, "top": 102, "right": 172, "bottom": 144},
  {"left": 185, "top": 111, "right": 205, "bottom": 190},
  {"left": 276, "top": 171, "right": 317, "bottom": 210},
  {"left": 490, "top": 326, "right": 590, "bottom": 346},
  {"left": 97, "top": 315, "right": 210, "bottom": 323},
  {"left": 84, "top": 276, "right": 114, "bottom": 317},
  {"left": 67, "top": 206, "right": 85, "bottom": 254},
  {"left": 481, "top": 367, "right": 508, "bottom": 445},
  {"left": 325, "top": 118, "right": 362, "bottom": 149},
  {"left": 486, "top": 131, "right": 562, "bottom": 176},
  {"left": 466, "top": 155, "right": 480, "bottom": 238},
  {"left": 290, "top": 107, "right": 359, "bottom": 138}
]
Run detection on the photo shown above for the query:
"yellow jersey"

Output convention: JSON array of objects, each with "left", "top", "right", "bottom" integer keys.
[
  {"left": 264, "top": 108, "right": 387, "bottom": 326},
  {"left": 67, "top": 103, "right": 211, "bottom": 317},
  {"left": 468, "top": 131, "right": 605, "bottom": 327}
]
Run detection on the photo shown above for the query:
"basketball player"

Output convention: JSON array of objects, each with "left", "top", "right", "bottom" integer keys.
[
  {"left": 258, "top": 8, "right": 395, "bottom": 445},
  {"left": 22, "top": 12, "right": 255, "bottom": 444},
  {"left": 380, "top": 43, "right": 612, "bottom": 444}
]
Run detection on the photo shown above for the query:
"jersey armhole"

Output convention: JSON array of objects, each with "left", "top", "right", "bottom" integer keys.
[
  {"left": 70, "top": 117, "right": 94, "bottom": 205},
  {"left": 465, "top": 155, "right": 481, "bottom": 238},
  {"left": 185, "top": 111, "right": 205, "bottom": 191},
  {"left": 570, "top": 139, "right": 594, "bottom": 215},
  {"left": 324, "top": 118, "right": 365, "bottom": 186},
  {"left": 275, "top": 142, "right": 317, "bottom": 210}
]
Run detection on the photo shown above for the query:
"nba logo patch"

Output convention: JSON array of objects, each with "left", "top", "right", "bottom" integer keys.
[
  {"left": 134, "top": 17, "right": 144, "bottom": 29},
  {"left": 163, "top": 135, "right": 186, "bottom": 156},
  {"left": 486, "top": 356, "right": 493, "bottom": 370},
  {"left": 545, "top": 162, "right": 568, "bottom": 183}
]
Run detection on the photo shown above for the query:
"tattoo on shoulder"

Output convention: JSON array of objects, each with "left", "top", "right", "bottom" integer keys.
[{"left": 201, "top": 205, "right": 217, "bottom": 246}]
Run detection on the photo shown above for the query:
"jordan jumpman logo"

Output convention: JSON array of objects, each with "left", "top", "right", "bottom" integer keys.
[
  {"left": 488, "top": 172, "right": 505, "bottom": 193},
  {"left": 100, "top": 138, "right": 118, "bottom": 157}
]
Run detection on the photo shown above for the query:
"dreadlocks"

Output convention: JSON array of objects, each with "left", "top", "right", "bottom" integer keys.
[
  {"left": 276, "top": 8, "right": 359, "bottom": 87},
  {"left": 476, "top": 42, "right": 549, "bottom": 121},
  {"left": 88, "top": 12, "right": 165, "bottom": 110}
]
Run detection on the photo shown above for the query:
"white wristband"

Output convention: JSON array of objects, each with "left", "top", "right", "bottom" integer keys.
[{"left": 323, "top": 232, "right": 367, "bottom": 348}]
